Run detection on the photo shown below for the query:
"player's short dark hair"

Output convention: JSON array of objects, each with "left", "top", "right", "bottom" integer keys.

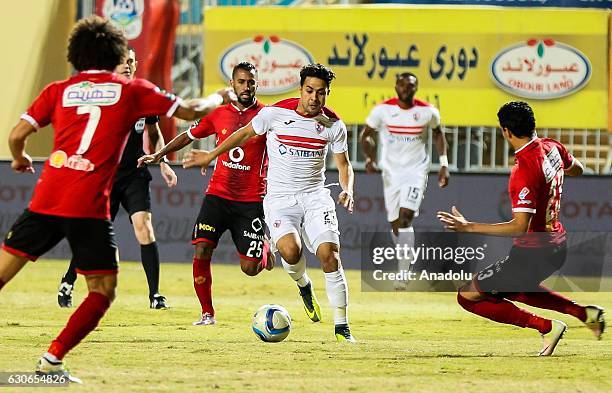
[
  {"left": 232, "top": 62, "right": 257, "bottom": 78},
  {"left": 299, "top": 63, "right": 336, "bottom": 88},
  {"left": 67, "top": 16, "right": 128, "bottom": 72},
  {"left": 397, "top": 72, "right": 418, "bottom": 83},
  {"left": 497, "top": 101, "right": 536, "bottom": 138}
]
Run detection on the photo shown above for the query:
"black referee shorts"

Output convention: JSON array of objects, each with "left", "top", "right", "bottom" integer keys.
[{"left": 110, "top": 169, "right": 152, "bottom": 221}]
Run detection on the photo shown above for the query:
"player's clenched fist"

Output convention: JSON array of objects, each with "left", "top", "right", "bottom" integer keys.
[{"left": 11, "top": 155, "right": 35, "bottom": 173}]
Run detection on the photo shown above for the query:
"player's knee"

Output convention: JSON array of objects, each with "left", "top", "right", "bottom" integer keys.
[
  {"left": 133, "top": 219, "right": 155, "bottom": 244},
  {"left": 240, "top": 260, "right": 260, "bottom": 276},
  {"left": 278, "top": 244, "right": 301, "bottom": 264},
  {"left": 194, "top": 243, "right": 214, "bottom": 260},
  {"left": 317, "top": 247, "right": 340, "bottom": 273},
  {"left": 104, "top": 287, "right": 117, "bottom": 302},
  {"left": 458, "top": 281, "right": 482, "bottom": 302},
  {"left": 86, "top": 275, "right": 117, "bottom": 302},
  {"left": 398, "top": 209, "right": 415, "bottom": 227}
]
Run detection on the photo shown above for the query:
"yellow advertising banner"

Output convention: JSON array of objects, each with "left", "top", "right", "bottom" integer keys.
[{"left": 204, "top": 6, "right": 609, "bottom": 128}]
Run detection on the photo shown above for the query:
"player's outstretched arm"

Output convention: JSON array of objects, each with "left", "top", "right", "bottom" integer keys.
[
  {"left": 437, "top": 206, "right": 531, "bottom": 235},
  {"left": 182, "top": 122, "right": 257, "bottom": 170},
  {"left": 139, "top": 131, "right": 192, "bottom": 167},
  {"left": 433, "top": 126, "right": 450, "bottom": 187},
  {"left": 359, "top": 125, "right": 379, "bottom": 173},
  {"left": 145, "top": 122, "right": 177, "bottom": 187},
  {"left": 173, "top": 88, "right": 236, "bottom": 121},
  {"left": 8, "top": 120, "right": 36, "bottom": 174},
  {"left": 333, "top": 151, "right": 355, "bottom": 213}
]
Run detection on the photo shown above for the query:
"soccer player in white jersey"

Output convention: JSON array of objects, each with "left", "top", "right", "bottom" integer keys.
[
  {"left": 360, "top": 72, "right": 449, "bottom": 288},
  {"left": 183, "top": 64, "right": 356, "bottom": 342}
]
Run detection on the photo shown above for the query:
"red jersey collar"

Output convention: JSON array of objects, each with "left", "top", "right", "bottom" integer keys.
[
  {"left": 514, "top": 136, "right": 540, "bottom": 157},
  {"left": 230, "top": 99, "right": 259, "bottom": 113}
]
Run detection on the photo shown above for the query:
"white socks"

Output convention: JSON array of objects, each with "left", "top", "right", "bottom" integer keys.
[
  {"left": 324, "top": 268, "right": 349, "bottom": 325},
  {"left": 281, "top": 253, "right": 310, "bottom": 287},
  {"left": 284, "top": 253, "right": 349, "bottom": 325},
  {"left": 395, "top": 227, "right": 415, "bottom": 273}
]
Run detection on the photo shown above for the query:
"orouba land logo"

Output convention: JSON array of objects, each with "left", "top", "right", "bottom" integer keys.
[
  {"left": 490, "top": 39, "right": 591, "bottom": 99},
  {"left": 102, "top": 0, "right": 144, "bottom": 40},
  {"left": 219, "top": 36, "right": 314, "bottom": 95}
]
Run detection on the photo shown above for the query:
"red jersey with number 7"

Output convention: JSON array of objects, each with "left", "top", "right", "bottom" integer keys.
[
  {"left": 187, "top": 100, "right": 267, "bottom": 202},
  {"left": 21, "top": 70, "right": 179, "bottom": 219},
  {"left": 508, "top": 137, "right": 576, "bottom": 246}
]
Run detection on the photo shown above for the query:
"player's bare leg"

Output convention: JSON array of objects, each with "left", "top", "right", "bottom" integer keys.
[
  {"left": 0, "top": 249, "right": 29, "bottom": 291},
  {"left": 241, "top": 258, "right": 260, "bottom": 276},
  {"left": 277, "top": 232, "right": 321, "bottom": 322},
  {"left": 391, "top": 208, "right": 415, "bottom": 291},
  {"left": 131, "top": 211, "right": 167, "bottom": 309},
  {"left": 240, "top": 252, "right": 275, "bottom": 276},
  {"left": 192, "top": 242, "right": 216, "bottom": 325},
  {"left": 39, "top": 273, "right": 117, "bottom": 383},
  {"left": 457, "top": 281, "right": 566, "bottom": 356}
]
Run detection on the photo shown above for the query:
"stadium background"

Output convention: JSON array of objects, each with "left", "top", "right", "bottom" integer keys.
[{"left": 0, "top": 0, "right": 609, "bottom": 267}]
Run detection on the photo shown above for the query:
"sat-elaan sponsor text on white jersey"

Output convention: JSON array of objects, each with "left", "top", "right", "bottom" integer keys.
[
  {"left": 366, "top": 98, "right": 440, "bottom": 175},
  {"left": 251, "top": 98, "right": 348, "bottom": 195}
]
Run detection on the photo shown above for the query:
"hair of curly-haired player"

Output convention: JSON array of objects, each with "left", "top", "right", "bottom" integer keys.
[{"left": 67, "top": 16, "right": 128, "bottom": 72}]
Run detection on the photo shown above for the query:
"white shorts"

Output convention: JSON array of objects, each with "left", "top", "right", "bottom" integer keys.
[
  {"left": 263, "top": 188, "right": 340, "bottom": 254},
  {"left": 382, "top": 169, "right": 428, "bottom": 222}
]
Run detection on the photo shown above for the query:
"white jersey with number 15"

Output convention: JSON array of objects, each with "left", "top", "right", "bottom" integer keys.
[{"left": 366, "top": 98, "right": 440, "bottom": 177}]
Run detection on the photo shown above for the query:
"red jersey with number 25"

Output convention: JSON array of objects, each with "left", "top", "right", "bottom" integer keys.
[
  {"left": 509, "top": 137, "right": 575, "bottom": 246},
  {"left": 187, "top": 100, "right": 266, "bottom": 202},
  {"left": 21, "top": 70, "right": 179, "bottom": 219}
]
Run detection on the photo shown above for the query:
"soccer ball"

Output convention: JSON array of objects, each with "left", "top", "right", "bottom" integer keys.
[{"left": 252, "top": 304, "right": 291, "bottom": 342}]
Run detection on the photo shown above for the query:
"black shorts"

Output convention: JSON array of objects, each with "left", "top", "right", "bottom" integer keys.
[
  {"left": 475, "top": 242, "right": 567, "bottom": 296},
  {"left": 192, "top": 194, "right": 265, "bottom": 262},
  {"left": 110, "top": 169, "right": 152, "bottom": 221},
  {"left": 2, "top": 209, "right": 118, "bottom": 275}
]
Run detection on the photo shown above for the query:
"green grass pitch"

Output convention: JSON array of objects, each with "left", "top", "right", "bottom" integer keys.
[{"left": 1, "top": 260, "right": 610, "bottom": 392}]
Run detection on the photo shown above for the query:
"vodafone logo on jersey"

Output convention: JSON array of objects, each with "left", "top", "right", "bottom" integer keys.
[
  {"left": 219, "top": 36, "right": 314, "bottom": 95},
  {"left": 222, "top": 147, "right": 251, "bottom": 171},
  {"left": 490, "top": 39, "right": 591, "bottom": 99}
]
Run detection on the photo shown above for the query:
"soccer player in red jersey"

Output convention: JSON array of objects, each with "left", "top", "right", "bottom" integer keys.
[
  {"left": 139, "top": 62, "right": 272, "bottom": 325},
  {"left": 0, "top": 16, "right": 229, "bottom": 382},
  {"left": 438, "top": 102, "right": 605, "bottom": 356},
  {"left": 57, "top": 46, "right": 177, "bottom": 310}
]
